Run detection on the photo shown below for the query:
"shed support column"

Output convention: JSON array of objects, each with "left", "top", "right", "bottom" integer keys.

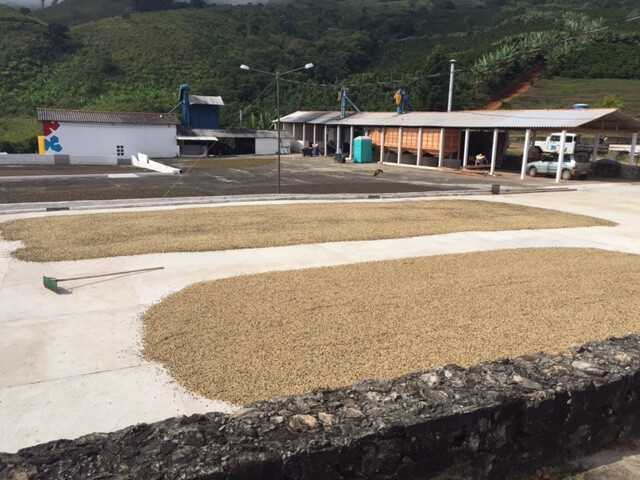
[
  {"left": 630, "top": 132, "right": 638, "bottom": 166},
  {"left": 462, "top": 129, "right": 470, "bottom": 167},
  {"left": 521, "top": 129, "right": 531, "bottom": 180},
  {"left": 417, "top": 128, "right": 423, "bottom": 166},
  {"left": 397, "top": 127, "right": 403, "bottom": 163},
  {"left": 313, "top": 125, "right": 317, "bottom": 146},
  {"left": 302, "top": 123, "right": 307, "bottom": 148},
  {"left": 490, "top": 129, "right": 499, "bottom": 176},
  {"left": 592, "top": 133, "right": 600, "bottom": 162},
  {"left": 337, "top": 126, "right": 342, "bottom": 155},
  {"left": 438, "top": 128, "right": 445, "bottom": 167},
  {"left": 324, "top": 125, "right": 328, "bottom": 157},
  {"left": 379, "top": 128, "right": 385, "bottom": 163},
  {"left": 350, "top": 126, "right": 355, "bottom": 160},
  {"left": 555, "top": 130, "right": 567, "bottom": 183},
  {"left": 292, "top": 124, "right": 296, "bottom": 140}
]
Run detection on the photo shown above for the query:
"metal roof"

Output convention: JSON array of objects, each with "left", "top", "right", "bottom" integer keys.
[
  {"left": 177, "top": 128, "right": 293, "bottom": 140},
  {"left": 176, "top": 134, "right": 219, "bottom": 141},
  {"left": 277, "top": 111, "right": 355, "bottom": 125},
  {"left": 37, "top": 108, "right": 180, "bottom": 126},
  {"left": 189, "top": 95, "right": 225, "bottom": 106},
  {"left": 279, "top": 109, "right": 640, "bottom": 132}
]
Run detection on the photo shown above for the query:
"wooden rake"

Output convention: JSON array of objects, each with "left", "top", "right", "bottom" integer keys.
[{"left": 43, "top": 266, "right": 164, "bottom": 294}]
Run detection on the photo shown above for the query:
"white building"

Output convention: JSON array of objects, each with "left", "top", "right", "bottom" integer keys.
[{"left": 37, "top": 108, "right": 180, "bottom": 159}]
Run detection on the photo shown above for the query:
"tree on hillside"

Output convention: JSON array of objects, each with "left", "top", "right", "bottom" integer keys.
[
  {"left": 596, "top": 94, "right": 624, "bottom": 110},
  {"left": 130, "top": 0, "right": 173, "bottom": 12},
  {"left": 414, "top": 46, "right": 451, "bottom": 111},
  {"left": 46, "top": 23, "right": 71, "bottom": 55}
]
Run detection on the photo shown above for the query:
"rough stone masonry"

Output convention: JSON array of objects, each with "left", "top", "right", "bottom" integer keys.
[{"left": 3, "top": 334, "right": 640, "bottom": 480}]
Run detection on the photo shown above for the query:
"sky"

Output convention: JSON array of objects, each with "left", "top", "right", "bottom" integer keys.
[
  {"left": 0, "top": 0, "right": 266, "bottom": 7},
  {"left": 2, "top": 0, "right": 43, "bottom": 7}
]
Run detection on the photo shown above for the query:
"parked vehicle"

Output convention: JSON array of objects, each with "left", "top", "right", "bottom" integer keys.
[
  {"left": 592, "top": 158, "right": 622, "bottom": 177},
  {"left": 534, "top": 132, "right": 608, "bottom": 156},
  {"left": 526, "top": 152, "right": 591, "bottom": 180}
]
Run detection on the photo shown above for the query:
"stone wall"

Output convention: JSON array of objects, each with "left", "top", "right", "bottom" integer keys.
[
  {"left": 621, "top": 163, "right": 640, "bottom": 180},
  {"left": 3, "top": 334, "right": 640, "bottom": 480}
]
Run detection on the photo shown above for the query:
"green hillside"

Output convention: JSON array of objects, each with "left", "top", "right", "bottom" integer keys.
[
  {"left": 503, "top": 78, "right": 640, "bottom": 119},
  {"left": 32, "top": 0, "right": 131, "bottom": 26},
  {"left": 0, "top": 5, "right": 48, "bottom": 68},
  {"left": 0, "top": 5, "right": 54, "bottom": 151},
  {"left": 1, "top": 0, "right": 639, "bottom": 151}
]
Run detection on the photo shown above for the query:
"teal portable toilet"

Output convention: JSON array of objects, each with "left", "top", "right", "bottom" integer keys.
[{"left": 353, "top": 136, "right": 373, "bottom": 163}]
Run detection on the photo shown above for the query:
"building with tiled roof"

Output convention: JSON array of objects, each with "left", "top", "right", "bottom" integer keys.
[{"left": 36, "top": 108, "right": 180, "bottom": 159}]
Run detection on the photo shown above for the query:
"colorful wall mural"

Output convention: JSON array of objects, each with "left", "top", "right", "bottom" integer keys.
[{"left": 38, "top": 121, "right": 63, "bottom": 154}]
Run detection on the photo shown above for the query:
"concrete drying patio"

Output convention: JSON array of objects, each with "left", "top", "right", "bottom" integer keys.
[{"left": 1, "top": 182, "right": 640, "bottom": 474}]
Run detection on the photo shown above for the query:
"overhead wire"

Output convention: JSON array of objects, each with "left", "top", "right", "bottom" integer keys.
[
  {"left": 274, "top": 13, "right": 640, "bottom": 91},
  {"left": 160, "top": 77, "right": 277, "bottom": 198},
  {"left": 256, "top": 14, "right": 640, "bottom": 122},
  {"left": 162, "top": 11, "right": 639, "bottom": 182}
]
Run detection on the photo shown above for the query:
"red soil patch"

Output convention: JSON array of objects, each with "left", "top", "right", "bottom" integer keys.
[{"left": 484, "top": 66, "right": 544, "bottom": 110}]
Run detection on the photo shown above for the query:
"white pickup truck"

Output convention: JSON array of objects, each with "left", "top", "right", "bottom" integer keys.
[
  {"left": 534, "top": 133, "right": 608, "bottom": 156},
  {"left": 608, "top": 143, "right": 640, "bottom": 158}
]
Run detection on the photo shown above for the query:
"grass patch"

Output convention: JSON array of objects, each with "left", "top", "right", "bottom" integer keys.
[
  {"left": 0, "top": 200, "right": 614, "bottom": 262},
  {"left": 0, "top": 117, "right": 40, "bottom": 145}
]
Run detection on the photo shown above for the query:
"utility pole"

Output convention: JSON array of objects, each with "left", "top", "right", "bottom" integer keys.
[{"left": 447, "top": 59, "right": 456, "bottom": 112}]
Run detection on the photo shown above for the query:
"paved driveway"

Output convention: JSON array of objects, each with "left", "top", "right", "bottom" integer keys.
[{"left": 0, "top": 155, "right": 603, "bottom": 205}]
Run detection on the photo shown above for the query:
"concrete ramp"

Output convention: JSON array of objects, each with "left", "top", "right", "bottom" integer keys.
[{"left": 131, "top": 153, "right": 181, "bottom": 174}]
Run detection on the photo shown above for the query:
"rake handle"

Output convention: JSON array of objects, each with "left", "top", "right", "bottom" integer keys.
[{"left": 52, "top": 266, "right": 164, "bottom": 283}]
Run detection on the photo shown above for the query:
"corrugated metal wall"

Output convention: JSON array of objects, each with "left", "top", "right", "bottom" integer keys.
[{"left": 368, "top": 128, "right": 461, "bottom": 156}]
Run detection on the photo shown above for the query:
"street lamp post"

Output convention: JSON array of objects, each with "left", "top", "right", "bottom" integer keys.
[
  {"left": 447, "top": 59, "right": 456, "bottom": 113},
  {"left": 240, "top": 62, "right": 314, "bottom": 194}
]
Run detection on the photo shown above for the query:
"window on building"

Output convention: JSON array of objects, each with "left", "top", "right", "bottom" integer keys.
[{"left": 116, "top": 145, "right": 124, "bottom": 156}]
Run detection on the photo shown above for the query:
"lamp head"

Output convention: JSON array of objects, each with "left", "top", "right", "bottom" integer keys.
[
  {"left": 240, "top": 64, "right": 250, "bottom": 71},
  {"left": 305, "top": 63, "right": 314, "bottom": 70}
]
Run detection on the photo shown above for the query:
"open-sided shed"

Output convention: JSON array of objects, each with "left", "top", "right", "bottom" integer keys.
[
  {"left": 279, "top": 109, "right": 640, "bottom": 182},
  {"left": 177, "top": 128, "right": 294, "bottom": 156}
]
